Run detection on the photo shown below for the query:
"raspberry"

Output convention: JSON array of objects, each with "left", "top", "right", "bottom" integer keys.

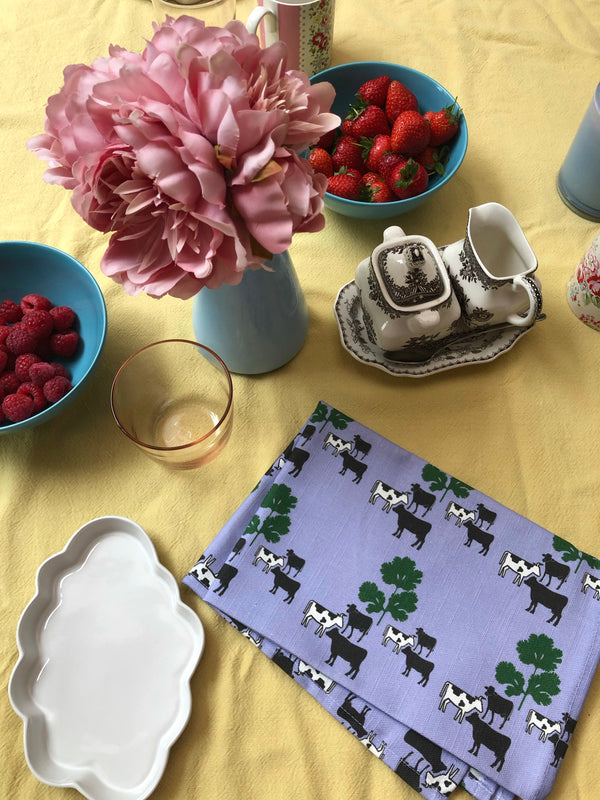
[
  {"left": 0, "top": 325, "right": 11, "bottom": 345},
  {"left": 0, "top": 371, "right": 21, "bottom": 394},
  {"left": 50, "top": 305, "right": 76, "bottom": 332},
  {"left": 23, "top": 309, "right": 54, "bottom": 339},
  {"left": 6, "top": 326, "right": 38, "bottom": 356},
  {"left": 0, "top": 349, "right": 7, "bottom": 374},
  {"left": 21, "top": 293, "right": 52, "bottom": 313},
  {"left": 2, "top": 392, "right": 34, "bottom": 422},
  {"left": 0, "top": 299, "right": 23, "bottom": 324},
  {"left": 29, "top": 361, "right": 57, "bottom": 386},
  {"left": 15, "top": 352, "right": 41, "bottom": 382},
  {"left": 17, "top": 381, "right": 47, "bottom": 413},
  {"left": 0, "top": 343, "right": 16, "bottom": 371},
  {"left": 50, "top": 362, "right": 70, "bottom": 379},
  {"left": 43, "top": 375, "right": 72, "bottom": 403},
  {"left": 50, "top": 329, "right": 79, "bottom": 358}
]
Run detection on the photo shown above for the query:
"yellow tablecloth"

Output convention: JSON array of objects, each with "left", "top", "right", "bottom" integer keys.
[{"left": 1, "top": 1, "right": 599, "bottom": 798}]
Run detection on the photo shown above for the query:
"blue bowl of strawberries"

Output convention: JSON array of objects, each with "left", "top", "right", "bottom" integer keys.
[
  {"left": 0, "top": 241, "right": 107, "bottom": 433},
  {"left": 310, "top": 61, "right": 468, "bottom": 219}
]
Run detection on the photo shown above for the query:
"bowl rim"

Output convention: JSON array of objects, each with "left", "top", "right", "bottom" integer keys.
[
  {"left": 311, "top": 61, "right": 468, "bottom": 210},
  {"left": 0, "top": 240, "right": 108, "bottom": 434}
]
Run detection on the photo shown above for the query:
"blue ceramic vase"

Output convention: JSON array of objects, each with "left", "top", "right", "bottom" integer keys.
[{"left": 192, "top": 250, "right": 309, "bottom": 375}]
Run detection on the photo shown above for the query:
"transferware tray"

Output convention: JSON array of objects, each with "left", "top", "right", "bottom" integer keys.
[{"left": 9, "top": 516, "right": 204, "bottom": 800}]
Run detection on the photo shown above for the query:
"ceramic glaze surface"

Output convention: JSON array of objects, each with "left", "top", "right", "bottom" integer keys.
[
  {"left": 566, "top": 233, "right": 600, "bottom": 330},
  {"left": 9, "top": 517, "right": 204, "bottom": 800}
]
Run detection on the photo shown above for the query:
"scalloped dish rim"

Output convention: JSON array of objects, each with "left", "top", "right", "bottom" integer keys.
[{"left": 8, "top": 515, "right": 205, "bottom": 800}]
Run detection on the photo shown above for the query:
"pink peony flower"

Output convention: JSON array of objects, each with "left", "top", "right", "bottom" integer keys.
[{"left": 27, "top": 17, "right": 339, "bottom": 299}]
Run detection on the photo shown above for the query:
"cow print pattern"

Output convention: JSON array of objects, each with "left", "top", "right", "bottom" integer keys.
[{"left": 184, "top": 404, "right": 600, "bottom": 800}]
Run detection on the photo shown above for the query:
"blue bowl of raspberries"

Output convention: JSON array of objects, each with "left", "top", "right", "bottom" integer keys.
[
  {"left": 0, "top": 241, "right": 107, "bottom": 432},
  {"left": 310, "top": 61, "right": 468, "bottom": 219}
]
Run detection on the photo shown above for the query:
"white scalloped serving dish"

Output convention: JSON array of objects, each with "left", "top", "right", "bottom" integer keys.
[{"left": 8, "top": 516, "right": 204, "bottom": 800}]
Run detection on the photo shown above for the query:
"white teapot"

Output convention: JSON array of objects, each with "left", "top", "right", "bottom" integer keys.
[{"left": 355, "top": 225, "right": 462, "bottom": 359}]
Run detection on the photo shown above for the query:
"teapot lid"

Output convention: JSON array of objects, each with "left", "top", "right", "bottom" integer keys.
[{"left": 371, "top": 233, "right": 451, "bottom": 312}]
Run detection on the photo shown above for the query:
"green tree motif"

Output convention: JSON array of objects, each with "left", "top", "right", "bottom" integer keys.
[
  {"left": 358, "top": 556, "right": 422, "bottom": 626},
  {"left": 552, "top": 535, "right": 600, "bottom": 574},
  {"left": 421, "top": 463, "right": 472, "bottom": 502},
  {"left": 495, "top": 633, "right": 562, "bottom": 710},
  {"left": 311, "top": 401, "right": 353, "bottom": 433},
  {"left": 243, "top": 483, "right": 297, "bottom": 545}
]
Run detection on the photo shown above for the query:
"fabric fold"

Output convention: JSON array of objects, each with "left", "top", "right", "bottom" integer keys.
[{"left": 183, "top": 401, "right": 600, "bottom": 800}]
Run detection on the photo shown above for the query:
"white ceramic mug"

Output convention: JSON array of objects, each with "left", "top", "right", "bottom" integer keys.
[{"left": 246, "top": 0, "right": 335, "bottom": 76}]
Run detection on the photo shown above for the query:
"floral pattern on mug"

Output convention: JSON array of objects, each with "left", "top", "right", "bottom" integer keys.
[
  {"left": 306, "top": 0, "right": 334, "bottom": 74},
  {"left": 567, "top": 234, "right": 600, "bottom": 330}
]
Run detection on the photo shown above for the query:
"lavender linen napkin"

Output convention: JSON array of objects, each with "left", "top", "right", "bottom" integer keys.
[{"left": 183, "top": 401, "right": 600, "bottom": 800}]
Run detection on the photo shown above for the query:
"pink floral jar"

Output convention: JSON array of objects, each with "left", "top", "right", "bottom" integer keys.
[{"left": 567, "top": 233, "right": 600, "bottom": 330}]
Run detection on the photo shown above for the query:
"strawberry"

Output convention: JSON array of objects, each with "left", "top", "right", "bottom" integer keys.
[
  {"left": 331, "top": 135, "right": 364, "bottom": 173},
  {"left": 316, "top": 129, "right": 337, "bottom": 151},
  {"left": 415, "top": 145, "right": 449, "bottom": 176},
  {"left": 309, "top": 147, "right": 334, "bottom": 177},
  {"left": 362, "top": 172, "right": 395, "bottom": 203},
  {"left": 424, "top": 99, "right": 462, "bottom": 146},
  {"left": 391, "top": 110, "right": 431, "bottom": 155},
  {"left": 385, "top": 80, "right": 419, "bottom": 124},
  {"left": 341, "top": 118, "right": 355, "bottom": 136},
  {"left": 390, "top": 158, "right": 429, "bottom": 199},
  {"left": 357, "top": 75, "right": 391, "bottom": 108},
  {"left": 377, "top": 152, "right": 405, "bottom": 186},
  {"left": 327, "top": 170, "right": 361, "bottom": 201},
  {"left": 360, "top": 134, "right": 393, "bottom": 172},
  {"left": 351, "top": 104, "right": 390, "bottom": 139}
]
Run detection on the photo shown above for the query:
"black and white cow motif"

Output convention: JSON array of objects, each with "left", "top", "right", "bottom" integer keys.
[
  {"left": 404, "top": 728, "right": 448, "bottom": 774},
  {"left": 439, "top": 681, "right": 484, "bottom": 723},
  {"left": 228, "top": 537, "right": 246, "bottom": 561},
  {"left": 445, "top": 501, "right": 476, "bottom": 527},
  {"left": 549, "top": 732, "right": 569, "bottom": 768},
  {"left": 325, "top": 628, "right": 368, "bottom": 679},
  {"left": 382, "top": 624, "right": 415, "bottom": 653},
  {"left": 393, "top": 505, "right": 432, "bottom": 549},
  {"left": 322, "top": 432, "right": 353, "bottom": 457},
  {"left": 189, "top": 553, "right": 217, "bottom": 588},
  {"left": 561, "top": 712, "right": 577, "bottom": 741},
  {"left": 424, "top": 765, "right": 460, "bottom": 796},
  {"left": 498, "top": 551, "right": 542, "bottom": 585},
  {"left": 296, "top": 660, "right": 336, "bottom": 693},
  {"left": 253, "top": 545, "right": 285, "bottom": 573},
  {"left": 213, "top": 563, "right": 238, "bottom": 596},
  {"left": 272, "top": 648, "right": 296, "bottom": 676},
  {"left": 475, "top": 503, "right": 497, "bottom": 529},
  {"left": 401, "top": 645, "right": 434, "bottom": 686},
  {"left": 341, "top": 604, "right": 373, "bottom": 642},
  {"left": 368, "top": 479, "right": 409, "bottom": 513},
  {"left": 337, "top": 692, "right": 371, "bottom": 737},
  {"left": 299, "top": 423, "right": 316, "bottom": 445},
  {"left": 359, "top": 732, "right": 387, "bottom": 758},
  {"left": 269, "top": 566, "right": 300, "bottom": 603},
  {"left": 482, "top": 686, "right": 513, "bottom": 729},
  {"left": 352, "top": 434, "right": 372, "bottom": 460},
  {"left": 526, "top": 709, "right": 562, "bottom": 742},
  {"left": 465, "top": 713, "right": 511, "bottom": 772},
  {"left": 284, "top": 548, "right": 305, "bottom": 576},
  {"left": 582, "top": 571, "right": 600, "bottom": 599},
  {"left": 339, "top": 451, "right": 368, "bottom": 483},
  {"left": 301, "top": 600, "right": 345, "bottom": 637},
  {"left": 463, "top": 520, "right": 494, "bottom": 555},
  {"left": 415, "top": 627, "right": 436, "bottom": 656},
  {"left": 541, "top": 554, "right": 570, "bottom": 589},
  {"left": 240, "top": 628, "right": 263, "bottom": 648},
  {"left": 283, "top": 442, "right": 310, "bottom": 477},
  {"left": 524, "top": 576, "right": 568, "bottom": 625},
  {"left": 407, "top": 483, "right": 436, "bottom": 516}
]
